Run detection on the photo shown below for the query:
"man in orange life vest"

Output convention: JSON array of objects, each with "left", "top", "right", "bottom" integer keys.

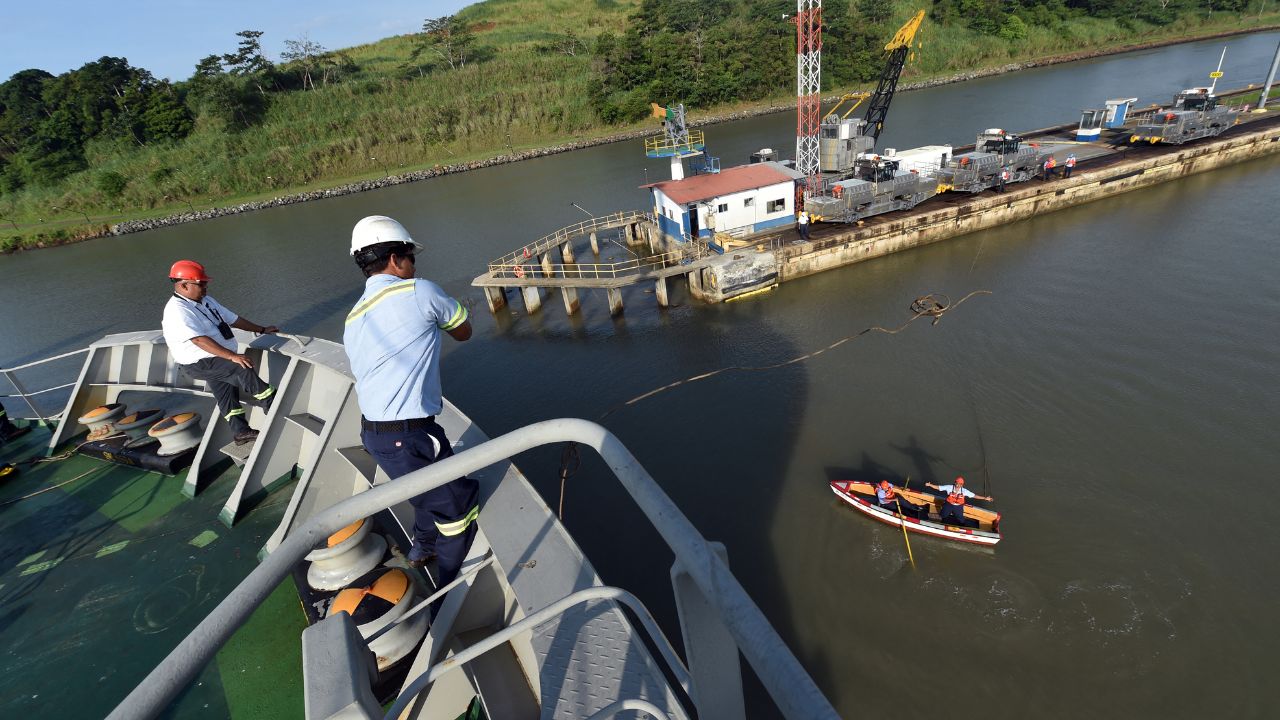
[
  {"left": 875, "top": 480, "right": 927, "bottom": 518},
  {"left": 925, "top": 476, "right": 993, "bottom": 526}
]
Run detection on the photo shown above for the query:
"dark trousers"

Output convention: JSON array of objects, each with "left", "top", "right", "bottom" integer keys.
[
  {"left": 180, "top": 357, "right": 274, "bottom": 433},
  {"left": 361, "top": 419, "right": 479, "bottom": 586},
  {"left": 1063, "top": 166, "right": 1074, "bottom": 178},
  {"left": 940, "top": 502, "right": 969, "bottom": 526},
  {"left": 881, "top": 499, "right": 927, "bottom": 518},
  {"left": 798, "top": 223, "right": 810, "bottom": 240}
]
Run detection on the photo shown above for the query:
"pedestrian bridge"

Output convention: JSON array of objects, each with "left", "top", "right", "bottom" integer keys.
[{"left": 472, "top": 211, "right": 717, "bottom": 317}]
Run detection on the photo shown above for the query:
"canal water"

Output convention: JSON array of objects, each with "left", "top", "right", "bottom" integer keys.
[{"left": 3, "top": 30, "right": 1279, "bottom": 719}]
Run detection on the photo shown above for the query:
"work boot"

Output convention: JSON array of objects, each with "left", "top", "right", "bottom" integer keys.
[
  {"left": 407, "top": 546, "right": 437, "bottom": 569},
  {"left": 233, "top": 429, "right": 260, "bottom": 445}
]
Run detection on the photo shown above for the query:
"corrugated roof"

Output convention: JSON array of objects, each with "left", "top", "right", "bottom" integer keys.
[{"left": 644, "top": 163, "right": 797, "bottom": 205}]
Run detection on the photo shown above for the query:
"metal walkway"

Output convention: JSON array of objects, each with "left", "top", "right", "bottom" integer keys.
[{"left": 472, "top": 211, "right": 717, "bottom": 317}]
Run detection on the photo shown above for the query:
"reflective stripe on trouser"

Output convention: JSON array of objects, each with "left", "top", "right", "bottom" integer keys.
[
  {"left": 179, "top": 356, "right": 274, "bottom": 434},
  {"left": 435, "top": 505, "right": 479, "bottom": 536},
  {"left": 360, "top": 419, "right": 480, "bottom": 586}
]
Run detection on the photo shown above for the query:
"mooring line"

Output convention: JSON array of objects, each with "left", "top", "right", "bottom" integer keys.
[{"left": 599, "top": 290, "right": 992, "bottom": 419}]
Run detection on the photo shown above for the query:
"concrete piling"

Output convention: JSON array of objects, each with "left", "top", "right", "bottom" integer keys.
[
  {"left": 561, "top": 287, "right": 580, "bottom": 315},
  {"left": 483, "top": 286, "right": 507, "bottom": 314},
  {"left": 521, "top": 286, "right": 542, "bottom": 314},
  {"left": 655, "top": 276, "right": 669, "bottom": 307},
  {"left": 687, "top": 269, "right": 706, "bottom": 302},
  {"left": 590, "top": 231, "right": 600, "bottom": 255},
  {"left": 540, "top": 252, "right": 554, "bottom": 278},
  {"left": 560, "top": 241, "right": 575, "bottom": 264},
  {"left": 606, "top": 288, "right": 624, "bottom": 316}
]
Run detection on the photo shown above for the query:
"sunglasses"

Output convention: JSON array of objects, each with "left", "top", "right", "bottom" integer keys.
[{"left": 183, "top": 280, "right": 209, "bottom": 288}]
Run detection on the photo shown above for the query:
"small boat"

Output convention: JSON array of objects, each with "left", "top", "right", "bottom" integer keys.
[{"left": 829, "top": 480, "right": 1002, "bottom": 546}]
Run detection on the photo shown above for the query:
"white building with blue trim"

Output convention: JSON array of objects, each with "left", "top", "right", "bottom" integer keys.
[{"left": 645, "top": 162, "right": 802, "bottom": 245}]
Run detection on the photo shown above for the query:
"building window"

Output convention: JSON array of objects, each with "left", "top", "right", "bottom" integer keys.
[
  {"left": 767, "top": 198, "right": 786, "bottom": 213},
  {"left": 744, "top": 197, "right": 754, "bottom": 207},
  {"left": 717, "top": 203, "right": 728, "bottom": 213}
]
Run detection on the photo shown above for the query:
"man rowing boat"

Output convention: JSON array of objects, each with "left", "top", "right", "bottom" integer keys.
[{"left": 875, "top": 480, "right": 927, "bottom": 519}]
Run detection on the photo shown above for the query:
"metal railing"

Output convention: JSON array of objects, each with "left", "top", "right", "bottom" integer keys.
[
  {"left": 490, "top": 211, "right": 651, "bottom": 270},
  {"left": 489, "top": 249, "right": 692, "bottom": 281},
  {"left": 107, "top": 419, "right": 839, "bottom": 720},
  {"left": 644, "top": 129, "right": 706, "bottom": 158},
  {"left": 386, "top": 586, "right": 691, "bottom": 720},
  {"left": 0, "top": 348, "right": 89, "bottom": 423}
]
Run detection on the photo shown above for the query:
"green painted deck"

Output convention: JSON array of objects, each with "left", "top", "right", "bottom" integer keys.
[{"left": 0, "top": 424, "right": 303, "bottom": 718}]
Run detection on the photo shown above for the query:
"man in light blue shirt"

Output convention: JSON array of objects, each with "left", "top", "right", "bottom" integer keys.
[
  {"left": 344, "top": 215, "right": 476, "bottom": 586},
  {"left": 926, "top": 476, "right": 993, "bottom": 527}
]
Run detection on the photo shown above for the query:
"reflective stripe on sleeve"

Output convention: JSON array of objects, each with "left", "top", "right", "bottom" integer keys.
[
  {"left": 439, "top": 300, "right": 468, "bottom": 331},
  {"left": 435, "top": 505, "right": 479, "bottom": 537},
  {"left": 346, "top": 280, "right": 416, "bottom": 324}
]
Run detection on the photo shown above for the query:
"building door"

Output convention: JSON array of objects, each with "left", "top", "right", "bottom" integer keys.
[{"left": 686, "top": 204, "right": 700, "bottom": 238}]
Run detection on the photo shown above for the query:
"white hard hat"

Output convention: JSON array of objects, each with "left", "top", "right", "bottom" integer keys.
[{"left": 350, "top": 215, "right": 424, "bottom": 256}]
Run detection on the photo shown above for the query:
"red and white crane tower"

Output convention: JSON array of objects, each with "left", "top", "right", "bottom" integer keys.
[{"left": 795, "top": 0, "right": 822, "bottom": 196}]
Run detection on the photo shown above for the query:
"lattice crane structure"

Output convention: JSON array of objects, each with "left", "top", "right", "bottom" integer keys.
[
  {"left": 863, "top": 9, "right": 925, "bottom": 143},
  {"left": 795, "top": 0, "right": 822, "bottom": 195}
]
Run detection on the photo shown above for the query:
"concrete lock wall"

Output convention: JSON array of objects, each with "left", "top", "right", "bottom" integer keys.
[{"left": 776, "top": 125, "right": 1280, "bottom": 287}]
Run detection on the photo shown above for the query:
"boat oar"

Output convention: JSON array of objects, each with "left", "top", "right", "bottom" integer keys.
[{"left": 896, "top": 477, "right": 916, "bottom": 569}]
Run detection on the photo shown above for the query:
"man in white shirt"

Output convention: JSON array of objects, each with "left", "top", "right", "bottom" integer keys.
[{"left": 161, "top": 260, "right": 279, "bottom": 445}]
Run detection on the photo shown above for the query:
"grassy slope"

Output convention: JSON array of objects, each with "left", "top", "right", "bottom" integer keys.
[{"left": 3, "top": 0, "right": 1278, "bottom": 248}]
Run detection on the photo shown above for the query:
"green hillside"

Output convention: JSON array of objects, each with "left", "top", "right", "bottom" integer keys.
[{"left": 1, "top": 0, "right": 1276, "bottom": 251}]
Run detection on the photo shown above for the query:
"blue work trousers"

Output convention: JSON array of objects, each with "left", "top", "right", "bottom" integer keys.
[
  {"left": 361, "top": 420, "right": 479, "bottom": 585},
  {"left": 940, "top": 502, "right": 969, "bottom": 526}
]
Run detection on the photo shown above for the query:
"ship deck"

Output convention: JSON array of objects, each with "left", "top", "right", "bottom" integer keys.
[{"left": 0, "top": 424, "right": 302, "bottom": 718}]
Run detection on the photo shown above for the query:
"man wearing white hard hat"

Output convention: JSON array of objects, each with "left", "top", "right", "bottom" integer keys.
[{"left": 343, "top": 215, "right": 478, "bottom": 586}]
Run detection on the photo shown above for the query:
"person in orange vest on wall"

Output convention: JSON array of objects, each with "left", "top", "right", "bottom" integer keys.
[
  {"left": 1063, "top": 153, "right": 1076, "bottom": 179},
  {"left": 997, "top": 167, "right": 1010, "bottom": 193},
  {"left": 1043, "top": 155, "right": 1057, "bottom": 180},
  {"left": 875, "top": 480, "right": 928, "bottom": 518},
  {"left": 925, "top": 476, "right": 993, "bottom": 526}
]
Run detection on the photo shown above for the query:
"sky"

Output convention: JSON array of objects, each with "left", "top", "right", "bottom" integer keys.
[{"left": 1, "top": 0, "right": 474, "bottom": 82}]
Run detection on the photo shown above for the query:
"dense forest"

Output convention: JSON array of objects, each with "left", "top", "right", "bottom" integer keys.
[{"left": 0, "top": 0, "right": 1273, "bottom": 249}]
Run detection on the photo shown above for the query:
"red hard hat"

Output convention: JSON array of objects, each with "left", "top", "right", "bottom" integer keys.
[
  {"left": 169, "top": 260, "right": 211, "bottom": 282},
  {"left": 955, "top": 476, "right": 965, "bottom": 486}
]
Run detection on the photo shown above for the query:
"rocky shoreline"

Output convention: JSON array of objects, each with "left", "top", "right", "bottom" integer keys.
[{"left": 9, "top": 23, "right": 1278, "bottom": 250}]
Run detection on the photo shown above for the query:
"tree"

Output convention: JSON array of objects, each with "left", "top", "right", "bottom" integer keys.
[
  {"left": 411, "top": 16, "right": 476, "bottom": 72},
  {"left": 222, "top": 30, "right": 272, "bottom": 76},
  {"left": 281, "top": 35, "right": 326, "bottom": 90},
  {"left": 185, "top": 53, "right": 266, "bottom": 129},
  {"left": 222, "top": 30, "right": 274, "bottom": 96},
  {"left": 317, "top": 51, "right": 358, "bottom": 86}
]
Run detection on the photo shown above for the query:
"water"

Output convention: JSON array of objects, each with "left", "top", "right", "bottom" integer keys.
[{"left": 3, "top": 31, "right": 1279, "bottom": 719}]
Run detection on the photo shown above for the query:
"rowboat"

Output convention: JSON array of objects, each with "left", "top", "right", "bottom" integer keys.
[{"left": 829, "top": 480, "right": 1002, "bottom": 546}]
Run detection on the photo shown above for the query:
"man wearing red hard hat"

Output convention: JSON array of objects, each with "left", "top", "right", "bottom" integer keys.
[
  {"left": 162, "top": 260, "right": 280, "bottom": 445},
  {"left": 926, "top": 476, "right": 994, "bottom": 527}
]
